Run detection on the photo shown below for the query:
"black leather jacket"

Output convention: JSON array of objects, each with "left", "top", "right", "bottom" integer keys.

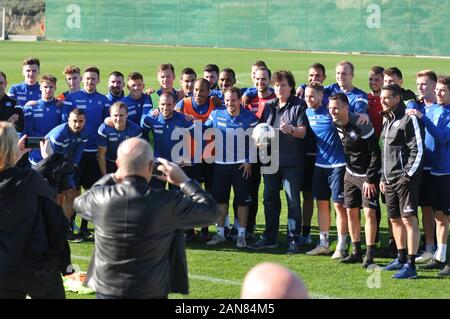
[{"left": 74, "top": 175, "right": 219, "bottom": 298}]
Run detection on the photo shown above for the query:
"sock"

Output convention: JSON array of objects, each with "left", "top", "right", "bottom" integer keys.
[
  {"left": 352, "top": 241, "right": 362, "bottom": 255},
  {"left": 398, "top": 248, "right": 407, "bottom": 264},
  {"left": 302, "top": 225, "right": 311, "bottom": 237},
  {"left": 234, "top": 217, "right": 240, "bottom": 228},
  {"left": 366, "top": 245, "right": 375, "bottom": 258},
  {"left": 337, "top": 234, "right": 348, "bottom": 251},
  {"left": 319, "top": 232, "right": 329, "bottom": 247},
  {"left": 80, "top": 219, "right": 88, "bottom": 231},
  {"left": 435, "top": 244, "right": 447, "bottom": 262},
  {"left": 217, "top": 227, "right": 225, "bottom": 238},
  {"left": 425, "top": 244, "right": 435, "bottom": 253},
  {"left": 238, "top": 227, "right": 246, "bottom": 237},
  {"left": 407, "top": 254, "right": 416, "bottom": 268},
  {"left": 224, "top": 216, "right": 230, "bottom": 229}
]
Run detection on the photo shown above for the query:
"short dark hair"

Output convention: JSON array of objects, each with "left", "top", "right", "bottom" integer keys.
[
  {"left": 252, "top": 60, "right": 267, "bottom": 68},
  {"left": 224, "top": 86, "right": 242, "bottom": 100},
  {"left": 306, "top": 81, "right": 324, "bottom": 94},
  {"left": 382, "top": 83, "right": 403, "bottom": 97},
  {"left": 220, "top": 68, "right": 236, "bottom": 80},
  {"left": 271, "top": 70, "right": 296, "bottom": 95},
  {"left": 255, "top": 67, "right": 271, "bottom": 79},
  {"left": 158, "top": 63, "right": 175, "bottom": 75},
  {"left": 310, "top": 63, "right": 326, "bottom": 76},
  {"left": 181, "top": 67, "right": 197, "bottom": 78},
  {"left": 84, "top": 66, "right": 100, "bottom": 78},
  {"left": 0, "top": 71, "right": 7, "bottom": 80},
  {"left": 109, "top": 71, "right": 124, "bottom": 79},
  {"left": 70, "top": 108, "right": 85, "bottom": 117},
  {"left": 128, "top": 72, "right": 144, "bottom": 81},
  {"left": 437, "top": 76, "right": 450, "bottom": 92},
  {"left": 23, "top": 57, "right": 40, "bottom": 68},
  {"left": 384, "top": 67, "right": 403, "bottom": 80},
  {"left": 370, "top": 66, "right": 385, "bottom": 76},
  {"left": 329, "top": 92, "right": 349, "bottom": 106},
  {"left": 203, "top": 64, "right": 219, "bottom": 74}
]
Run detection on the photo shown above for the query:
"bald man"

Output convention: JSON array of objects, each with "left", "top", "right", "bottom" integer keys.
[
  {"left": 74, "top": 137, "right": 220, "bottom": 299},
  {"left": 241, "top": 263, "right": 310, "bottom": 299}
]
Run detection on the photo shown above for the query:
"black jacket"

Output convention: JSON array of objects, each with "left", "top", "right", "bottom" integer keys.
[
  {"left": 380, "top": 102, "right": 425, "bottom": 184},
  {"left": 73, "top": 176, "right": 219, "bottom": 298},
  {"left": 0, "top": 167, "right": 60, "bottom": 270},
  {"left": 0, "top": 94, "right": 23, "bottom": 132},
  {"left": 334, "top": 112, "right": 381, "bottom": 183}
]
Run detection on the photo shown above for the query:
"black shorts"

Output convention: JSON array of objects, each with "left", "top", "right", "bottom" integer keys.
[
  {"left": 186, "top": 162, "right": 213, "bottom": 192},
  {"left": 430, "top": 174, "right": 450, "bottom": 215},
  {"left": 312, "top": 166, "right": 345, "bottom": 203},
  {"left": 301, "top": 155, "right": 315, "bottom": 192},
  {"left": 418, "top": 170, "right": 433, "bottom": 207},
  {"left": 384, "top": 175, "right": 421, "bottom": 219},
  {"left": 344, "top": 171, "right": 379, "bottom": 209},
  {"left": 212, "top": 163, "right": 252, "bottom": 205},
  {"left": 75, "top": 152, "right": 102, "bottom": 190}
]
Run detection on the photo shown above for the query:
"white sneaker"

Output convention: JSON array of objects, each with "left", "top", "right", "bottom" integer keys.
[
  {"left": 331, "top": 249, "right": 347, "bottom": 260},
  {"left": 415, "top": 251, "right": 434, "bottom": 263},
  {"left": 206, "top": 234, "right": 226, "bottom": 245},
  {"left": 236, "top": 235, "right": 247, "bottom": 248},
  {"left": 306, "top": 245, "right": 330, "bottom": 256}
]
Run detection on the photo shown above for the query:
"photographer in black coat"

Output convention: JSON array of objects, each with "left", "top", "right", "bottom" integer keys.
[
  {"left": 0, "top": 122, "right": 66, "bottom": 298},
  {"left": 74, "top": 137, "right": 220, "bottom": 299}
]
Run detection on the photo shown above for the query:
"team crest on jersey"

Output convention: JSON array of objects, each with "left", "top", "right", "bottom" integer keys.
[
  {"left": 5, "top": 102, "right": 11, "bottom": 107},
  {"left": 349, "top": 130, "right": 357, "bottom": 139}
]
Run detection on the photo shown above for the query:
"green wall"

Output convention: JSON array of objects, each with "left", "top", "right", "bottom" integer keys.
[{"left": 45, "top": 0, "right": 450, "bottom": 57}]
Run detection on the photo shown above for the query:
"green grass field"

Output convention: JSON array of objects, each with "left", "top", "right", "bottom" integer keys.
[{"left": 2, "top": 41, "right": 450, "bottom": 299}]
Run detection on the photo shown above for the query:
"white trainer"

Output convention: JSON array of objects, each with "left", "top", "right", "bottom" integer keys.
[
  {"left": 306, "top": 245, "right": 331, "bottom": 256},
  {"left": 331, "top": 249, "right": 347, "bottom": 260},
  {"left": 206, "top": 234, "right": 226, "bottom": 245},
  {"left": 236, "top": 235, "right": 247, "bottom": 248},
  {"left": 415, "top": 251, "right": 434, "bottom": 263}
]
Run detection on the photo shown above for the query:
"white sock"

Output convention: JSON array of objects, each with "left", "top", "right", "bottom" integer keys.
[
  {"left": 234, "top": 217, "right": 240, "bottom": 228},
  {"left": 425, "top": 244, "right": 435, "bottom": 253},
  {"left": 435, "top": 244, "right": 447, "bottom": 262},
  {"left": 319, "top": 232, "right": 329, "bottom": 247},
  {"left": 337, "top": 234, "right": 348, "bottom": 251},
  {"left": 238, "top": 227, "right": 246, "bottom": 237},
  {"left": 224, "top": 216, "right": 230, "bottom": 228},
  {"left": 217, "top": 227, "right": 225, "bottom": 238}
]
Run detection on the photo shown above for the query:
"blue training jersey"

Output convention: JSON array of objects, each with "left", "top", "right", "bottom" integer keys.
[
  {"left": 46, "top": 122, "right": 89, "bottom": 166},
  {"left": 106, "top": 91, "right": 125, "bottom": 104},
  {"left": 63, "top": 89, "right": 110, "bottom": 152},
  {"left": 306, "top": 106, "right": 346, "bottom": 168},
  {"left": 422, "top": 104, "right": 450, "bottom": 175},
  {"left": 141, "top": 111, "right": 195, "bottom": 162},
  {"left": 325, "top": 83, "right": 368, "bottom": 113},
  {"left": 120, "top": 93, "right": 154, "bottom": 125},
  {"left": 8, "top": 82, "right": 41, "bottom": 107},
  {"left": 97, "top": 120, "right": 143, "bottom": 162},
  {"left": 422, "top": 104, "right": 441, "bottom": 170},
  {"left": 204, "top": 107, "right": 258, "bottom": 164},
  {"left": 23, "top": 99, "right": 62, "bottom": 165}
]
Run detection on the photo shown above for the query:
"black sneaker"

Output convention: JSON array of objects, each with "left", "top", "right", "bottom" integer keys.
[
  {"left": 67, "top": 231, "right": 82, "bottom": 243},
  {"left": 437, "top": 264, "right": 450, "bottom": 277},
  {"left": 419, "top": 258, "right": 446, "bottom": 270},
  {"left": 248, "top": 238, "right": 278, "bottom": 250},
  {"left": 340, "top": 253, "right": 363, "bottom": 264},
  {"left": 200, "top": 227, "right": 211, "bottom": 242},
  {"left": 287, "top": 240, "right": 300, "bottom": 254},
  {"left": 362, "top": 255, "right": 375, "bottom": 269}
]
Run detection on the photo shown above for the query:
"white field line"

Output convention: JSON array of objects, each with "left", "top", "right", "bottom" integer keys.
[{"left": 71, "top": 255, "right": 336, "bottom": 299}]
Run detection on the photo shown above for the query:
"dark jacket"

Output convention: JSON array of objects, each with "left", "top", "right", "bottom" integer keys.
[
  {"left": 380, "top": 102, "right": 425, "bottom": 184},
  {"left": 73, "top": 176, "right": 219, "bottom": 298},
  {"left": 334, "top": 112, "right": 381, "bottom": 184},
  {"left": 0, "top": 167, "right": 59, "bottom": 271},
  {"left": 0, "top": 94, "right": 23, "bottom": 133}
]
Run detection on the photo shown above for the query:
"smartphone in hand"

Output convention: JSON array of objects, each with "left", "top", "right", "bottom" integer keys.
[{"left": 25, "top": 137, "right": 45, "bottom": 149}]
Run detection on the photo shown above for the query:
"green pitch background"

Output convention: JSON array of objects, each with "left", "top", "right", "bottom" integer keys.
[{"left": 1, "top": 41, "right": 449, "bottom": 299}]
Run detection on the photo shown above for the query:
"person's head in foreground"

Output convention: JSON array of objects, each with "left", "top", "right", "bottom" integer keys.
[{"left": 241, "top": 262, "right": 310, "bottom": 299}]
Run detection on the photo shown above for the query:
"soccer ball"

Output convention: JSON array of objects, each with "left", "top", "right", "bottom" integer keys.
[{"left": 252, "top": 123, "right": 275, "bottom": 147}]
